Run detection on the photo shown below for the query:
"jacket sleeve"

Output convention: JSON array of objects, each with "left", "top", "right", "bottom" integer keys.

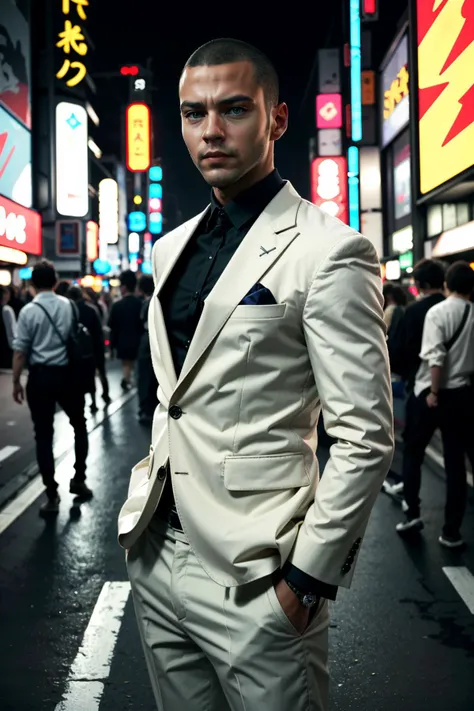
[{"left": 287, "top": 233, "right": 394, "bottom": 588}]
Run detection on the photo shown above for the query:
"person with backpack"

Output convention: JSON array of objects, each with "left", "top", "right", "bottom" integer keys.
[{"left": 12, "top": 260, "right": 92, "bottom": 517}]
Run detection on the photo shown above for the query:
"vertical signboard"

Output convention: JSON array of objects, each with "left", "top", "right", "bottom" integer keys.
[
  {"left": 0, "top": 0, "right": 32, "bottom": 208},
  {"left": 417, "top": 0, "right": 474, "bottom": 195},
  {"left": 55, "top": 0, "right": 89, "bottom": 89},
  {"left": 311, "top": 157, "right": 348, "bottom": 224},
  {"left": 55, "top": 101, "right": 88, "bottom": 217},
  {"left": 318, "top": 49, "right": 341, "bottom": 93},
  {"left": 381, "top": 34, "right": 409, "bottom": 148},
  {"left": 126, "top": 103, "right": 151, "bottom": 172},
  {"left": 316, "top": 94, "right": 343, "bottom": 129},
  {"left": 99, "top": 179, "right": 119, "bottom": 245}
]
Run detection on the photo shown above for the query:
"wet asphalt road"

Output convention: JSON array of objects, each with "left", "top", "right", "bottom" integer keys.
[{"left": 0, "top": 393, "right": 473, "bottom": 711}]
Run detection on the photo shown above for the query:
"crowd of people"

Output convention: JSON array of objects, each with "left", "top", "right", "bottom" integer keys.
[
  {"left": 2, "top": 261, "right": 158, "bottom": 516},
  {"left": 383, "top": 258, "right": 474, "bottom": 548}
]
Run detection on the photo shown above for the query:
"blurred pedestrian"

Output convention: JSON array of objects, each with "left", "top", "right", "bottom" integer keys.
[
  {"left": 137, "top": 274, "right": 158, "bottom": 425},
  {"left": 383, "top": 282, "right": 407, "bottom": 340},
  {"left": 7, "top": 285, "right": 24, "bottom": 317},
  {"left": 11, "top": 260, "right": 92, "bottom": 516},
  {"left": 55, "top": 280, "right": 71, "bottom": 297},
  {"left": 67, "top": 285, "right": 110, "bottom": 412},
  {"left": 0, "top": 285, "right": 17, "bottom": 368},
  {"left": 396, "top": 262, "right": 474, "bottom": 547},
  {"left": 108, "top": 270, "right": 143, "bottom": 390}
]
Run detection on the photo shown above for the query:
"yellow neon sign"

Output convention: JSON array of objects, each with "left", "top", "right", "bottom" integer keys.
[
  {"left": 384, "top": 65, "right": 409, "bottom": 120},
  {"left": 56, "top": 0, "right": 89, "bottom": 88},
  {"left": 126, "top": 103, "right": 151, "bottom": 172}
]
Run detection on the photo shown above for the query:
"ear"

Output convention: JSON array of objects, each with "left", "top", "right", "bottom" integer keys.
[{"left": 270, "top": 102, "right": 288, "bottom": 142}]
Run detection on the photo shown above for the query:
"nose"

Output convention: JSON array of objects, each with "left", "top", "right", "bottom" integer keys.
[{"left": 202, "top": 111, "right": 225, "bottom": 143}]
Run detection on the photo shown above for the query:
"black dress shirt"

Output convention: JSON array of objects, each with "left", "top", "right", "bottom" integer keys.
[{"left": 158, "top": 169, "right": 337, "bottom": 601}]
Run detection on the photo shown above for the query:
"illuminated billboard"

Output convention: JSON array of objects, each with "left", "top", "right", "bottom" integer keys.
[
  {"left": 56, "top": 101, "right": 89, "bottom": 217},
  {"left": 417, "top": 0, "right": 474, "bottom": 195},
  {"left": 381, "top": 34, "right": 409, "bottom": 148},
  {"left": 316, "top": 94, "right": 342, "bottom": 129},
  {"left": 311, "top": 157, "right": 348, "bottom": 224},
  {"left": 0, "top": 193, "right": 42, "bottom": 255},
  {"left": 99, "top": 179, "right": 118, "bottom": 245},
  {"left": 126, "top": 103, "right": 151, "bottom": 172}
]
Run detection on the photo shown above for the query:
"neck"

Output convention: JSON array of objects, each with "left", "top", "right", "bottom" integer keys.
[
  {"left": 449, "top": 292, "right": 470, "bottom": 301},
  {"left": 36, "top": 288, "right": 53, "bottom": 295},
  {"left": 213, "top": 159, "right": 274, "bottom": 205}
]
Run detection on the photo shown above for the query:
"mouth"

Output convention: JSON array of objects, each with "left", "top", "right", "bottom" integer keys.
[{"left": 201, "top": 152, "right": 231, "bottom": 163}]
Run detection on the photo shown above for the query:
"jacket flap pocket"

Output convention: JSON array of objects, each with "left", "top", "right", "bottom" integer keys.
[
  {"left": 231, "top": 303, "right": 286, "bottom": 320},
  {"left": 223, "top": 453, "right": 309, "bottom": 491}
]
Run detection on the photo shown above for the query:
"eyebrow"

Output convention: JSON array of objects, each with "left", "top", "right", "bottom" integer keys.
[{"left": 180, "top": 95, "right": 255, "bottom": 111}]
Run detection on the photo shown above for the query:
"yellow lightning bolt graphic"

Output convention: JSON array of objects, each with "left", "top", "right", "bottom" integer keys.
[{"left": 418, "top": 0, "right": 474, "bottom": 194}]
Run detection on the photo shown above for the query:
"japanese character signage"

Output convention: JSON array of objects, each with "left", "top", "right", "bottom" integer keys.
[
  {"left": 126, "top": 103, "right": 151, "bottom": 172},
  {"left": 381, "top": 34, "right": 409, "bottom": 147},
  {"left": 56, "top": 0, "right": 89, "bottom": 89}
]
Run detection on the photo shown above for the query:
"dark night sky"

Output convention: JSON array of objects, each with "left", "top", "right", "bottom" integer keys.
[{"left": 88, "top": 4, "right": 405, "bottom": 222}]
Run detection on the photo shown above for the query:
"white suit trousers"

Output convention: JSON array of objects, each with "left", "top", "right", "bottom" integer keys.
[{"left": 126, "top": 517, "right": 330, "bottom": 711}]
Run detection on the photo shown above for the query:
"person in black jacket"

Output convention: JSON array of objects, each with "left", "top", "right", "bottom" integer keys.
[
  {"left": 389, "top": 259, "right": 446, "bottom": 392},
  {"left": 108, "top": 270, "right": 143, "bottom": 390},
  {"left": 67, "top": 286, "right": 110, "bottom": 412},
  {"left": 384, "top": 259, "right": 445, "bottom": 501}
]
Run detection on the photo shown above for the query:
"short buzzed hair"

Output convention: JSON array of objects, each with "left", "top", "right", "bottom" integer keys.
[{"left": 184, "top": 38, "right": 279, "bottom": 106}]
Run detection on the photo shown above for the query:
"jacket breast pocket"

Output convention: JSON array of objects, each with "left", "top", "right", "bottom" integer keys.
[
  {"left": 222, "top": 453, "right": 310, "bottom": 491},
  {"left": 231, "top": 303, "right": 287, "bottom": 320}
]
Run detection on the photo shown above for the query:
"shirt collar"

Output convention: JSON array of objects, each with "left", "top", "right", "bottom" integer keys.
[{"left": 209, "top": 169, "right": 285, "bottom": 230}]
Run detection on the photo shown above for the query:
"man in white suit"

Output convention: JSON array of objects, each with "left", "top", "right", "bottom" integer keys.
[{"left": 119, "top": 38, "right": 393, "bottom": 711}]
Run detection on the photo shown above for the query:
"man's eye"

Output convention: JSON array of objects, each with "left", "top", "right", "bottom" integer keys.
[
  {"left": 226, "top": 107, "right": 246, "bottom": 116},
  {"left": 186, "top": 111, "right": 204, "bottom": 120}
]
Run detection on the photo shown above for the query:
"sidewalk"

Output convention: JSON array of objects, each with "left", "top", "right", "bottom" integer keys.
[{"left": 0, "top": 360, "right": 138, "bottom": 507}]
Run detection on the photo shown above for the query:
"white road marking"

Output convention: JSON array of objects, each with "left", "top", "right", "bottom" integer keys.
[
  {"left": 0, "top": 445, "right": 20, "bottom": 463},
  {"left": 54, "top": 582, "right": 131, "bottom": 710},
  {"left": 0, "top": 388, "right": 136, "bottom": 537},
  {"left": 443, "top": 566, "right": 474, "bottom": 614}
]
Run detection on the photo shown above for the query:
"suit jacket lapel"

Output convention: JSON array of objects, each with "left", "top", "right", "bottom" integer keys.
[
  {"left": 175, "top": 183, "right": 302, "bottom": 393},
  {"left": 150, "top": 209, "right": 209, "bottom": 400}
]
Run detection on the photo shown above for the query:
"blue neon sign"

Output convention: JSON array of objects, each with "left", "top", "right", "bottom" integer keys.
[
  {"left": 149, "top": 166, "right": 162, "bottom": 182},
  {"left": 350, "top": 0, "right": 362, "bottom": 142},
  {"left": 128, "top": 211, "right": 147, "bottom": 232},
  {"left": 149, "top": 183, "right": 162, "bottom": 199},
  {"left": 347, "top": 146, "right": 360, "bottom": 231},
  {"left": 19, "top": 267, "right": 32, "bottom": 280}
]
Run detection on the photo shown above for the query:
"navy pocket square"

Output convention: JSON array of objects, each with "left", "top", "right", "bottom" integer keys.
[{"left": 240, "top": 283, "right": 277, "bottom": 306}]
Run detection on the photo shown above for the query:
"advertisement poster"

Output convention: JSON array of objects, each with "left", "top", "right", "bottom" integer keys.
[
  {"left": 381, "top": 34, "right": 409, "bottom": 148},
  {"left": 0, "top": 0, "right": 31, "bottom": 128},
  {"left": 0, "top": 0, "right": 31, "bottom": 209},
  {"left": 0, "top": 105, "right": 31, "bottom": 207},
  {"left": 417, "top": 0, "right": 474, "bottom": 194}
]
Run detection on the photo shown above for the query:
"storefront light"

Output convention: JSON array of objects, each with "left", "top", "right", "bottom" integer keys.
[
  {"left": 0, "top": 270, "right": 12, "bottom": 286},
  {"left": 0, "top": 246, "right": 27, "bottom": 265}
]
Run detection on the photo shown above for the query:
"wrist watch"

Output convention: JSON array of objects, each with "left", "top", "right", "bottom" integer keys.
[{"left": 285, "top": 579, "right": 320, "bottom": 608}]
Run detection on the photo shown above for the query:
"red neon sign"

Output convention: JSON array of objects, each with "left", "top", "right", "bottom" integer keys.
[
  {"left": 0, "top": 194, "right": 42, "bottom": 255},
  {"left": 316, "top": 94, "right": 342, "bottom": 129},
  {"left": 364, "top": 0, "right": 377, "bottom": 14},
  {"left": 311, "top": 157, "right": 348, "bottom": 224}
]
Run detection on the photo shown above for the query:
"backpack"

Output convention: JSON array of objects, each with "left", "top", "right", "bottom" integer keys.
[{"left": 34, "top": 300, "right": 96, "bottom": 391}]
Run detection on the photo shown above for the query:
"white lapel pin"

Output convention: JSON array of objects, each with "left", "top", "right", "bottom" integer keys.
[{"left": 259, "top": 246, "right": 276, "bottom": 257}]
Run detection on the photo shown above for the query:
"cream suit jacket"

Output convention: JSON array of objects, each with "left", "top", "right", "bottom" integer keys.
[{"left": 118, "top": 182, "right": 394, "bottom": 589}]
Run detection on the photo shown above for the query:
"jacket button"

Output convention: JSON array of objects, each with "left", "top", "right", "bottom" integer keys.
[
  {"left": 169, "top": 405, "right": 182, "bottom": 420},
  {"left": 157, "top": 466, "right": 167, "bottom": 480},
  {"left": 341, "top": 564, "right": 351, "bottom": 575}
]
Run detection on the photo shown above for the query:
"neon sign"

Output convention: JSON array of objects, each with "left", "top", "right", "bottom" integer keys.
[{"left": 349, "top": 0, "right": 362, "bottom": 141}]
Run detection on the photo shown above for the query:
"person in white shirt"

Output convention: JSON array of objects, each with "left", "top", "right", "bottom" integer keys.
[{"left": 396, "top": 261, "right": 474, "bottom": 547}]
